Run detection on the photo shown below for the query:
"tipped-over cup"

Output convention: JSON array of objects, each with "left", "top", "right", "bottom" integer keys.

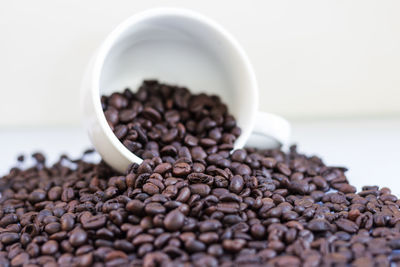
[{"left": 82, "top": 8, "right": 291, "bottom": 173}]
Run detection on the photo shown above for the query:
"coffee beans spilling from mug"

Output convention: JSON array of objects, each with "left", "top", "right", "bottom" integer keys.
[
  {"left": 1, "top": 84, "right": 400, "bottom": 266},
  {"left": 102, "top": 80, "right": 241, "bottom": 161}
]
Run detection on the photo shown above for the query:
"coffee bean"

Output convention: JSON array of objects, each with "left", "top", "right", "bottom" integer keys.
[
  {"left": 126, "top": 200, "right": 145, "bottom": 214},
  {"left": 199, "top": 220, "right": 222, "bottom": 232},
  {"left": 277, "top": 162, "right": 292, "bottom": 176},
  {"left": 76, "top": 253, "right": 93, "bottom": 267},
  {"left": 217, "top": 202, "right": 239, "bottom": 213},
  {"left": 335, "top": 218, "right": 359, "bottom": 233},
  {"left": 251, "top": 224, "right": 266, "bottom": 239},
  {"left": 173, "top": 162, "right": 191, "bottom": 176},
  {"left": 28, "top": 189, "right": 46, "bottom": 203},
  {"left": 189, "top": 184, "right": 210, "bottom": 197},
  {"left": 191, "top": 146, "right": 207, "bottom": 161},
  {"left": 69, "top": 228, "right": 87, "bottom": 247},
  {"left": 0, "top": 213, "right": 18, "bottom": 227},
  {"left": 145, "top": 202, "right": 166, "bottom": 215},
  {"left": 307, "top": 219, "right": 331, "bottom": 232},
  {"left": 154, "top": 163, "right": 171, "bottom": 174},
  {"left": 81, "top": 214, "right": 106, "bottom": 230},
  {"left": 143, "top": 183, "right": 160, "bottom": 195},
  {"left": 164, "top": 209, "right": 185, "bottom": 232},
  {"left": 61, "top": 188, "right": 74, "bottom": 202},
  {"left": 142, "top": 107, "right": 162, "bottom": 122},
  {"left": 272, "top": 255, "right": 301, "bottom": 266},
  {"left": 184, "top": 135, "right": 199, "bottom": 147},
  {"left": 198, "top": 232, "right": 219, "bottom": 244},
  {"left": 223, "top": 239, "right": 246, "bottom": 252},
  {"left": 11, "top": 252, "right": 29, "bottom": 266},
  {"left": 2, "top": 82, "right": 400, "bottom": 266},
  {"left": 60, "top": 213, "right": 75, "bottom": 231},
  {"left": 0, "top": 232, "right": 19, "bottom": 245},
  {"left": 231, "top": 149, "right": 247, "bottom": 162},
  {"left": 261, "top": 157, "right": 277, "bottom": 168},
  {"left": 132, "top": 234, "right": 154, "bottom": 246},
  {"left": 109, "top": 93, "right": 128, "bottom": 110},
  {"left": 187, "top": 173, "right": 213, "bottom": 184},
  {"left": 104, "top": 109, "right": 119, "bottom": 126},
  {"left": 113, "top": 125, "right": 128, "bottom": 139},
  {"left": 41, "top": 240, "right": 58, "bottom": 255},
  {"left": 185, "top": 239, "right": 206, "bottom": 252},
  {"left": 44, "top": 222, "right": 61, "bottom": 234},
  {"left": 47, "top": 186, "right": 62, "bottom": 201},
  {"left": 229, "top": 175, "right": 244, "bottom": 194}
]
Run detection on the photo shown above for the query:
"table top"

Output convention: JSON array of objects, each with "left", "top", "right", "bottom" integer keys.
[{"left": 1, "top": 118, "right": 399, "bottom": 195}]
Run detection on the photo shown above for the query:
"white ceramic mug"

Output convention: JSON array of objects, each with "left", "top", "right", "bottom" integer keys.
[{"left": 82, "top": 8, "right": 291, "bottom": 173}]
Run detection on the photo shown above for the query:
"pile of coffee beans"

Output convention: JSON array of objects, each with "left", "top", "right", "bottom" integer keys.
[
  {"left": 1, "top": 84, "right": 400, "bottom": 267},
  {"left": 2, "top": 151, "right": 400, "bottom": 267},
  {"left": 102, "top": 80, "right": 241, "bottom": 161}
]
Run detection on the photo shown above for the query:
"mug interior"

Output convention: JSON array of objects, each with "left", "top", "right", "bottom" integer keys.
[{"left": 96, "top": 9, "right": 258, "bottom": 150}]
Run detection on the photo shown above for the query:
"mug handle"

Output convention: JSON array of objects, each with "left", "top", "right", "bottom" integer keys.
[{"left": 246, "top": 111, "right": 291, "bottom": 149}]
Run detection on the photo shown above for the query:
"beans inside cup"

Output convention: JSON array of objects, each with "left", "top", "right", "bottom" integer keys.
[
  {"left": 1, "top": 81, "right": 400, "bottom": 266},
  {"left": 102, "top": 80, "right": 241, "bottom": 162}
]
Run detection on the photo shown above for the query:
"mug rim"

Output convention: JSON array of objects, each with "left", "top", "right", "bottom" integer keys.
[{"left": 90, "top": 7, "right": 259, "bottom": 164}]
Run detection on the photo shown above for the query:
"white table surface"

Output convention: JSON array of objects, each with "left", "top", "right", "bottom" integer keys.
[{"left": 1, "top": 118, "right": 399, "bottom": 195}]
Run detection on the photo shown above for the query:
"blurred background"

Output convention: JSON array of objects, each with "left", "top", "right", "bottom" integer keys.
[
  {"left": 0, "top": 0, "right": 399, "bottom": 192},
  {"left": 1, "top": 0, "right": 400, "bottom": 125}
]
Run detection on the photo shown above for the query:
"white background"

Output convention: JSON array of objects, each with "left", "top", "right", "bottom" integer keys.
[{"left": 0, "top": 0, "right": 400, "bottom": 126}]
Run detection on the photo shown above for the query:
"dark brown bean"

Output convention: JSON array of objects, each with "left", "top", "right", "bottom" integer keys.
[
  {"left": 69, "top": 228, "right": 87, "bottom": 247},
  {"left": 163, "top": 209, "right": 185, "bottom": 232},
  {"left": 335, "top": 218, "right": 359, "bottom": 233},
  {"left": 1, "top": 81, "right": 400, "bottom": 267},
  {"left": 41, "top": 240, "right": 58, "bottom": 255},
  {"left": 60, "top": 214, "right": 75, "bottom": 231},
  {"left": 81, "top": 214, "right": 106, "bottom": 230},
  {"left": 145, "top": 202, "right": 166, "bottom": 215},
  {"left": 229, "top": 175, "right": 244, "bottom": 194}
]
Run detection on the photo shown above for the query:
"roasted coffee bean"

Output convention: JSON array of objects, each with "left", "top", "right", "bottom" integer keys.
[
  {"left": 223, "top": 239, "right": 246, "bottom": 252},
  {"left": 11, "top": 252, "right": 29, "bottom": 266},
  {"left": 229, "top": 175, "right": 244, "bottom": 194},
  {"left": 187, "top": 173, "right": 213, "bottom": 184},
  {"left": 307, "top": 219, "right": 331, "bottom": 232},
  {"left": 143, "top": 183, "right": 160, "bottom": 195},
  {"left": 126, "top": 199, "right": 145, "bottom": 214},
  {"left": 108, "top": 93, "right": 128, "bottom": 110},
  {"left": 103, "top": 81, "right": 239, "bottom": 160},
  {"left": 48, "top": 186, "right": 62, "bottom": 201},
  {"left": 0, "top": 232, "right": 19, "bottom": 245},
  {"left": 189, "top": 184, "right": 211, "bottom": 197},
  {"left": 113, "top": 125, "right": 128, "bottom": 139},
  {"left": 44, "top": 222, "right": 61, "bottom": 234},
  {"left": 163, "top": 209, "right": 185, "bottom": 232},
  {"left": 198, "top": 232, "right": 219, "bottom": 244},
  {"left": 104, "top": 109, "right": 119, "bottom": 126},
  {"left": 26, "top": 242, "right": 40, "bottom": 257},
  {"left": 60, "top": 213, "right": 75, "bottom": 231},
  {"left": 185, "top": 239, "right": 206, "bottom": 252},
  {"left": 81, "top": 214, "right": 106, "bottom": 230},
  {"left": 119, "top": 109, "right": 137, "bottom": 123},
  {"left": 199, "top": 220, "right": 222, "bottom": 232},
  {"left": 61, "top": 188, "right": 74, "bottom": 202},
  {"left": 69, "top": 228, "right": 87, "bottom": 247},
  {"left": 1, "top": 84, "right": 400, "bottom": 266},
  {"left": 28, "top": 189, "right": 46, "bottom": 203},
  {"left": 41, "top": 240, "right": 59, "bottom": 255},
  {"left": 145, "top": 202, "right": 166, "bottom": 215},
  {"left": 0, "top": 213, "right": 18, "bottom": 227},
  {"left": 173, "top": 162, "right": 191, "bottom": 176},
  {"left": 335, "top": 218, "right": 359, "bottom": 233}
]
